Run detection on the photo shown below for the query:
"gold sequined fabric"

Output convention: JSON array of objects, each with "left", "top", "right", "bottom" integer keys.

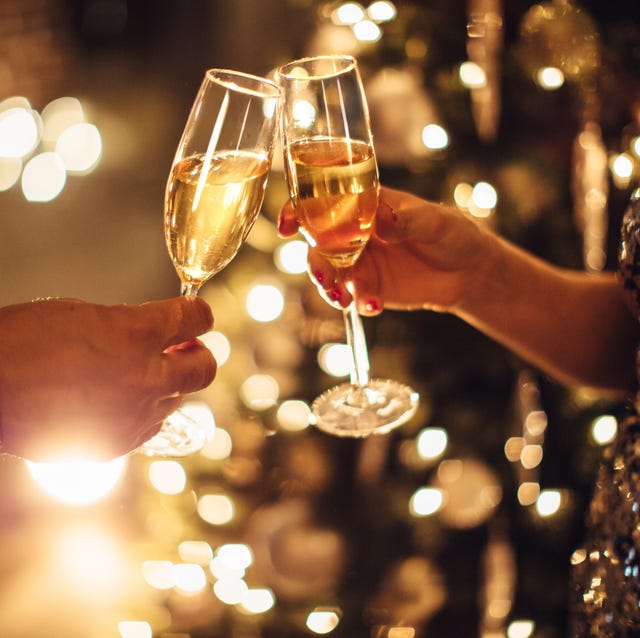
[{"left": 570, "top": 188, "right": 640, "bottom": 637}]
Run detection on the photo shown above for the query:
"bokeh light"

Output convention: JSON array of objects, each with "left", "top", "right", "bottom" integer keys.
[
  {"left": 197, "top": 493, "right": 234, "bottom": 525},
  {"left": 409, "top": 487, "right": 444, "bottom": 516},
  {"left": 306, "top": 608, "right": 342, "bottom": 634},
  {"left": 318, "top": 342, "right": 353, "bottom": 377},
  {"left": 246, "top": 284, "right": 285, "bottom": 322},
  {"left": 55, "top": 122, "right": 102, "bottom": 173},
  {"left": 240, "top": 373, "right": 280, "bottom": 410},
  {"left": 21, "top": 151, "right": 66, "bottom": 201},
  {"left": 591, "top": 414, "right": 617, "bottom": 445},
  {"left": 148, "top": 460, "right": 187, "bottom": 495}
]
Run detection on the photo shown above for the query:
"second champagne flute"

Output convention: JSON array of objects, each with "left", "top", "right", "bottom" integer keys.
[
  {"left": 140, "top": 69, "right": 280, "bottom": 456},
  {"left": 277, "top": 54, "right": 419, "bottom": 437}
]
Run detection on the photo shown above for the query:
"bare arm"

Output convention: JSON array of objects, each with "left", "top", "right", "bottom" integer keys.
[{"left": 280, "top": 186, "right": 639, "bottom": 395}]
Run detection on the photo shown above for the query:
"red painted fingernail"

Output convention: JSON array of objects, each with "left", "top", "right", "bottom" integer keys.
[
  {"left": 313, "top": 270, "right": 324, "bottom": 284},
  {"left": 365, "top": 299, "right": 380, "bottom": 312},
  {"left": 329, "top": 287, "right": 342, "bottom": 302}
]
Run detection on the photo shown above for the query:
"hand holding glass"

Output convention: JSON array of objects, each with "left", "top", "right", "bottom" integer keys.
[
  {"left": 277, "top": 55, "right": 419, "bottom": 437},
  {"left": 140, "top": 69, "right": 280, "bottom": 455}
]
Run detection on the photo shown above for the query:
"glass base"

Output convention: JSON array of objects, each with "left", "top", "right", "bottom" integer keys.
[
  {"left": 137, "top": 410, "right": 207, "bottom": 457},
  {"left": 311, "top": 378, "right": 419, "bottom": 438}
]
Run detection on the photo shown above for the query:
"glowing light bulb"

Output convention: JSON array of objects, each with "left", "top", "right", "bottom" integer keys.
[{"left": 26, "top": 456, "right": 126, "bottom": 505}]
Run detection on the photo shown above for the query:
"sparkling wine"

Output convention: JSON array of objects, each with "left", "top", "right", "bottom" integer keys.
[
  {"left": 165, "top": 150, "right": 270, "bottom": 288},
  {"left": 285, "top": 138, "right": 378, "bottom": 269}
]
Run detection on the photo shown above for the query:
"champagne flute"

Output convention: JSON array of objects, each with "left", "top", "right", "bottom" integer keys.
[
  {"left": 140, "top": 69, "right": 280, "bottom": 456},
  {"left": 277, "top": 54, "right": 419, "bottom": 437}
]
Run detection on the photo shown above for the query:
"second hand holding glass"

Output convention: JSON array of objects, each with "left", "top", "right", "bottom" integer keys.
[
  {"left": 140, "top": 69, "right": 280, "bottom": 456},
  {"left": 277, "top": 55, "right": 419, "bottom": 437}
]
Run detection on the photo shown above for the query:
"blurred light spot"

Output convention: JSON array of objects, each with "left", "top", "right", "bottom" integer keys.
[
  {"left": 246, "top": 284, "right": 285, "bottom": 322},
  {"left": 612, "top": 153, "right": 634, "bottom": 179},
  {"left": 453, "top": 182, "right": 473, "bottom": 209},
  {"left": 409, "top": 486, "right": 443, "bottom": 516},
  {"left": 388, "top": 629, "right": 415, "bottom": 638},
  {"left": 517, "top": 482, "right": 539, "bottom": 506},
  {"left": 277, "top": 399, "right": 312, "bottom": 432},
  {"left": 459, "top": 61, "right": 486, "bottom": 88},
  {"left": 201, "top": 427, "right": 233, "bottom": 460},
  {"left": 633, "top": 136, "right": 640, "bottom": 157},
  {"left": 118, "top": 621, "right": 152, "bottom": 638},
  {"left": 536, "top": 66, "right": 564, "bottom": 89},
  {"left": 471, "top": 181, "right": 497, "bottom": 209},
  {"left": 21, "top": 151, "right": 66, "bottom": 201},
  {"left": 213, "top": 577, "right": 248, "bottom": 605},
  {"left": 405, "top": 37, "right": 428, "bottom": 59},
  {"left": 26, "top": 456, "right": 126, "bottom": 505},
  {"left": 306, "top": 608, "right": 342, "bottom": 634},
  {"left": 148, "top": 460, "right": 186, "bottom": 495},
  {"left": 180, "top": 401, "right": 216, "bottom": 440},
  {"left": 210, "top": 556, "right": 246, "bottom": 580},
  {"left": 0, "top": 157, "right": 22, "bottom": 190},
  {"left": 353, "top": 20, "right": 382, "bottom": 42},
  {"left": 217, "top": 543, "right": 253, "bottom": 570},
  {"left": 199, "top": 330, "right": 231, "bottom": 366},
  {"left": 368, "top": 1, "right": 397, "bottom": 22},
  {"left": 41, "top": 96, "right": 84, "bottom": 145},
  {"left": 333, "top": 2, "right": 365, "bottom": 24},
  {"left": 524, "top": 410, "right": 547, "bottom": 435},
  {"left": 240, "top": 587, "right": 275, "bottom": 614},
  {"left": 197, "top": 493, "right": 234, "bottom": 525},
  {"left": 318, "top": 342, "right": 352, "bottom": 377},
  {"left": 520, "top": 444, "right": 543, "bottom": 469},
  {"left": 536, "top": 489, "right": 561, "bottom": 517},
  {"left": 421, "top": 124, "right": 449, "bottom": 150},
  {"left": 507, "top": 619, "right": 535, "bottom": 638},
  {"left": 504, "top": 436, "right": 525, "bottom": 462},
  {"left": 416, "top": 427, "right": 448, "bottom": 459},
  {"left": 591, "top": 414, "right": 617, "bottom": 445},
  {"left": 0, "top": 107, "right": 40, "bottom": 158},
  {"left": 240, "top": 373, "right": 280, "bottom": 410},
  {"left": 54, "top": 524, "right": 123, "bottom": 595},
  {"left": 275, "top": 239, "right": 308, "bottom": 274},
  {"left": 571, "top": 548, "right": 587, "bottom": 566},
  {"left": 179, "top": 540, "right": 214, "bottom": 565},
  {"left": 55, "top": 122, "right": 102, "bottom": 173},
  {"left": 142, "top": 560, "right": 174, "bottom": 590},
  {"left": 292, "top": 99, "right": 316, "bottom": 128},
  {"left": 173, "top": 563, "right": 207, "bottom": 593}
]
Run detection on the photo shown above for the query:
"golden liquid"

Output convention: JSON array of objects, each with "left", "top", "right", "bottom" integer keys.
[
  {"left": 165, "top": 151, "right": 270, "bottom": 287},
  {"left": 285, "top": 138, "right": 378, "bottom": 269}
]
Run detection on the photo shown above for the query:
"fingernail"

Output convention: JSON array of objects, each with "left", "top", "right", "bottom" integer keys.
[
  {"left": 365, "top": 299, "right": 380, "bottom": 313},
  {"left": 329, "top": 287, "right": 342, "bottom": 302},
  {"left": 313, "top": 270, "right": 324, "bottom": 284}
]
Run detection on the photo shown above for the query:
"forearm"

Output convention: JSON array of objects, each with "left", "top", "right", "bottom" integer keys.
[{"left": 456, "top": 233, "right": 639, "bottom": 395}]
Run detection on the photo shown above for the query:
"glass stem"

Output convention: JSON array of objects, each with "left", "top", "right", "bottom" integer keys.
[
  {"left": 180, "top": 281, "right": 200, "bottom": 296},
  {"left": 342, "top": 293, "right": 370, "bottom": 389}
]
